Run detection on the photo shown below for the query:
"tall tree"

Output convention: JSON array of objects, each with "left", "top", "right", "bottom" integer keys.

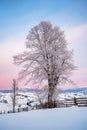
[
  {"left": 11, "top": 79, "right": 18, "bottom": 112},
  {"left": 13, "top": 21, "right": 75, "bottom": 108}
]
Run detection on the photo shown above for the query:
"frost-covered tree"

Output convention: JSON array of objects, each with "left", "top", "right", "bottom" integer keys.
[
  {"left": 11, "top": 79, "right": 18, "bottom": 112},
  {"left": 13, "top": 21, "right": 75, "bottom": 108}
]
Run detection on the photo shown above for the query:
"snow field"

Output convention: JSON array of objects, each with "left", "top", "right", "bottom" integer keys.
[{"left": 0, "top": 107, "right": 87, "bottom": 130}]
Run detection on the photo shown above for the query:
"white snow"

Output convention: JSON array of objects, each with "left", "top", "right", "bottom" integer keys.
[
  {"left": 0, "top": 91, "right": 87, "bottom": 113},
  {"left": 0, "top": 92, "right": 38, "bottom": 113},
  {"left": 0, "top": 107, "right": 87, "bottom": 130},
  {"left": 0, "top": 103, "right": 12, "bottom": 113}
]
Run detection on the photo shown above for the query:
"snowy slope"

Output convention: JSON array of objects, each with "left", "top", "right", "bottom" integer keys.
[
  {"left": 0, "top": 88, "right": 87, "bottom": 113},
  {"left": 0, "top": 92, "right": 38, "bottom": 113},
  {"left": 0, "top": 107, "right": 87, "bottom": 130}
]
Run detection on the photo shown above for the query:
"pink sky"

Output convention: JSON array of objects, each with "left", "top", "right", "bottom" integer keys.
[
  {"left": 0, "top": 24, "right": 87, "bottom": 90},
  {"left": 0, "top": 0, "right": 87, "bottom": 90}
]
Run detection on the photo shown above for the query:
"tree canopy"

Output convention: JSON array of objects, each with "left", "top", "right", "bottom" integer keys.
[{"left": 13, "top": 21, "right": 76, "bottom": 107}]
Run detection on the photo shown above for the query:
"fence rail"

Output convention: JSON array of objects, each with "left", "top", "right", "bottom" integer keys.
[{"left": 55, "top": 97, "right": 87, "bottom": 107}]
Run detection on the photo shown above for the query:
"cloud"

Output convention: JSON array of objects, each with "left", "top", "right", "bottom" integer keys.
[
  {"left": 0, "top": 33, "right": 26, "bottom": 89},
  {"left": 0, "top": 33, "right": 26, "bottom": 63},
  {"left": 58, "top": 23, "right": 87, "bottom": 88},
  {"left": 66, "top": 23, "right": 87, "bottom": 44},
  {"left": 65, "top": 23, "right": 87, "bottom": 69}
]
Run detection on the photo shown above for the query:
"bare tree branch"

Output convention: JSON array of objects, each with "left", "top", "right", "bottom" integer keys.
[{"left": 13, "top": 21, "right": 76, "bottom": 108}]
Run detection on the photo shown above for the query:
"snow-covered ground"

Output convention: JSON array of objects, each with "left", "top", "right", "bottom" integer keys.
[
  {"left": 0, "top": 107, "right": 87, "bottom": 130},
  {"left": 0, "top": 90, "right": 87, "bottom": 113},
  {"left": 0, "top": 92, "right": 38, "bottom": 113}
]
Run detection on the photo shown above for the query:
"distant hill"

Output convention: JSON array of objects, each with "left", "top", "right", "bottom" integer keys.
[
  {"left": 0, "top": 90, "right": 12, "bottom": 93},
  {"left": 0, "top": 87, "right": 87, "bottom": 94},
  {"left": 62, "top": 87, "right": 87, "bottom": 94},
  {"left": 0, "top": 88, "right": 37, "bottom": 93}
]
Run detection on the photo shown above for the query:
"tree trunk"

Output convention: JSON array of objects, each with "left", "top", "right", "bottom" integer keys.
[
  {"left": 48, "top": 75, "right": 58, "bottom": 108},
  {"left": 13, "top": 105, "right": 15, "bottom": 113},
  {"left": 13, "top": 98, "right": 15, "bottom": 113},
  {"left": 48, "top": 83, "right": 55, "bottom": 108}
]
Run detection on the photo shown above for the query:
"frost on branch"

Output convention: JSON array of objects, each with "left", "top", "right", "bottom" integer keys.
[{"left": 13, "top": 21, "right": 76, "bottom": 108}]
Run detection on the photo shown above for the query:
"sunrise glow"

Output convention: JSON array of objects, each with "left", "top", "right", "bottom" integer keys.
[{"left": 0, "top": 0, "right": 87, "bottom": 90}]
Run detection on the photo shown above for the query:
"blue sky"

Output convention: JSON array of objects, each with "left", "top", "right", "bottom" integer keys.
[
  {"left": 0, "top": 0, "right": 87, "bottom": 89},
  {"left": 0, "top": 0, "right": 87, "bottom": 40}
]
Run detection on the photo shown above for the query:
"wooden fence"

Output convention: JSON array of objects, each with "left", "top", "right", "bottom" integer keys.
[{"left": 56, "top": 97, "right": 87, "bottom": 107}]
